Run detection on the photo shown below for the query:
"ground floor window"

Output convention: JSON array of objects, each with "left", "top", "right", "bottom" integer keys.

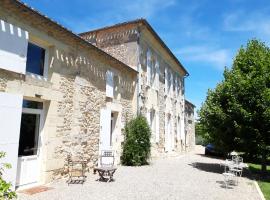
[{"left": 18, "top": 100, "right": 43, "bottom": 157}]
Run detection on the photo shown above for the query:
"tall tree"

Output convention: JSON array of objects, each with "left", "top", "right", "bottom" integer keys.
[{"left": 199, "top": 39, "right": 270, "bottom": 171}]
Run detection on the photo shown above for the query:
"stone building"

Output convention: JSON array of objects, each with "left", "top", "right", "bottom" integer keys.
[
  {"left": 80, "top": 19, "right": 189, "bottom": 157},
  {"left": 184, "top": 100, "right": 196, "bottom": 151},
  {"left": 0, "top": 0, "right": 137, "bottom": 188}
]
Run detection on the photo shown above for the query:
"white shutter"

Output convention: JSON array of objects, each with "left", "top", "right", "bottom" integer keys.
[
  {"left": 155, "top": 111, "right": 159, "bottom": 143},
  {"left": 99, "top": 108, "right": 111, "bottom": 151},
  {"left": 0, "top": 92, "right": 23, "bottom": 189},
  {"left": 171, "top": 116, "right": 174, "bottom": 150},
  {"left": 146, "top": 50, "right": 151, "bottom": 86},
  {"left": 165, "top": 67, "right": 168, "bottom": 95},
  {"left": 170, "top": 71, "right": 173, "bottom": 97},
  {"left": 175, "top": 75, "right": 178, "bottom": 97},
  {"left": 164, "top": 114, "right": 168, "bottom": 151},
  {"left": 180, "top": 115, "right": 185, "bottom": 141},
  {"left": 0, "top": 19, "right": 28, "bottom": 74},
  {"left": 146, "top": 110, "right": 151, "bottom": 127},
  {"left": 155, "top": 61, "right": 159, "bottom": 90},
  {"left": 177, "top": 117, "right": 181, "bottom": 141},
  {"left": 106, "top": 70, "right": 113, "bottom": 98}
]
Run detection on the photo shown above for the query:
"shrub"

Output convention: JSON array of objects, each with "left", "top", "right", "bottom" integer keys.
[
  {"left": 0, "top": 152, "right": 16, "bottom": 199},
  {"left": 121, "top": 115, "right": 151, "bottom": 166}
]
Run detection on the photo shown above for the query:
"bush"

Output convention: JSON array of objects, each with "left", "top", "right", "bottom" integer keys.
[
  {"left": 0, "top": 152, "right": 16, "bottom": 199},
  {"left": 121, "top": 115, "right": 151, "bottom": 166}
]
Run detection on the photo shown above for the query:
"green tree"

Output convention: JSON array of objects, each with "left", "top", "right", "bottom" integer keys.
[
  {"left": 199, "top": 39, "right": 270, "bottom": 172},
  {"left": 0, "top": 152, "right": 17, "bottom": 199},
  {"left": 121, "top": 115, "right": 151, "bottom": 166}
]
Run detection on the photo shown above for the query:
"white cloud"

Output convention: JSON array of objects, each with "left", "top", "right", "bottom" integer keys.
[
  {"left": 223, "top": 10, "right": 270, "bottom": 38},
  {"left": 176, "top": 46, "right": 232, "bottom": 70}
]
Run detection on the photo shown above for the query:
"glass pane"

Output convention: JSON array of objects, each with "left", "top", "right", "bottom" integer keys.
[
  {"left": 18, "top": 113, "right": 40, "bottom": 156},
  {"left": 26, "top": 42, "right": 45, "bottom": 76},
  {"left": 23, "top": 100, "right": 43, "bottom": 109}
]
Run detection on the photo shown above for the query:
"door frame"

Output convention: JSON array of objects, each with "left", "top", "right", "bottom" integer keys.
[{"left": 16, "top": 104, "right": 44, "bottom": 187}]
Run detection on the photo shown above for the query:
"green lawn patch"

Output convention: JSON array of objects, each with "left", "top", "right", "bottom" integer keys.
[{"left": 248, "top": 163, "right": 270, "bottom": 200}]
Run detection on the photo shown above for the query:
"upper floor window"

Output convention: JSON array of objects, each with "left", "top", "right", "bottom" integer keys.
[
  {"left": 26, "top": 42, "right": 45, "bottom": 76},
  {"left": 106, "top": 70, "right": 114, "bottom": 98}
]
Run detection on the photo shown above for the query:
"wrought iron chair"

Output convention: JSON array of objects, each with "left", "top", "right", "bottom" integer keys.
[
  {"left": 94, "top": 150, "right": 117, "bottom": 182},
  {"left": 67, "top": 154, "right": 87, "bottom": 185}
]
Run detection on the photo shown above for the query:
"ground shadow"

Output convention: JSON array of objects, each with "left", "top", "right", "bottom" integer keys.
[
  {"left": 196, "top": 153, "right": 225, "bottom": 160},
  {"left": 189, "top": 162, "right": 224, "bottom": 174},
  {"left": 189, "top": 162, "right": 253, "bottom": 178}
]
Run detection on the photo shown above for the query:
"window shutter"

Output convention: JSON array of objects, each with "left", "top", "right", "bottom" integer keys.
[
  {"left": 106, "top": 70, "right": 113, "bottom": 98},
  {"left": 146, "top": 110, "right": 151, "bottom": 127},
  {"left": 175, "top": 76, "right": 178, "bottom": 97},
  {"left": 155, "top": 111, "right": 159, "bottom": 142},
  {"left": 164, "top": 67, "right": 168, "bottom": 95},
  {"left": 0, "top": 19, "right": 28, "bottom": 74},
  {"left": 177, "top": 116, "right": 181, "bottom": 141},
  {"left": 155, "top": 61, "right": 159, "bottom": 90},
  {"left": 0, "top": 92, "right": 23, "bottom": 189},
  {"left": 172, "top": 72, "right": 174, "bottom": 97},
  {"left": 146, "top": 50, "right": 151, "bottom": 86}
]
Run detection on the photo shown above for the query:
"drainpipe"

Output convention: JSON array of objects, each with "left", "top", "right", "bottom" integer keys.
[{"left": 182, "top": 73, "right": 189, "bottom": 151}]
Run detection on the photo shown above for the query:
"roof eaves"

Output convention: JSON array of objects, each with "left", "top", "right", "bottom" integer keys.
[
  {"left": 13, "top": 0, "right": 137, "bottom": 74},
  {"left": 79, "top": 18, "right": 189, "bottom": 76}
]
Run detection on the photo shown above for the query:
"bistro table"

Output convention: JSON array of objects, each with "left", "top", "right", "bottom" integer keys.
[{"left": 93, "top": 166, "right": 117, "bottom": 182}]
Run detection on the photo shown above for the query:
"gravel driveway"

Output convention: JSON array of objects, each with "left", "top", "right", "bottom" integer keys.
[{"left": 18, "top": 146, "right": 261, "bottom": 200}]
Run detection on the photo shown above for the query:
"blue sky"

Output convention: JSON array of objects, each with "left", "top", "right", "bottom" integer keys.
[{"left": 22, "top": 0, "right": 270, "bottom": 115}]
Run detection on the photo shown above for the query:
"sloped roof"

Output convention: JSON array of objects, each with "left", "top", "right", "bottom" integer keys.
[
  {"left": 80, "top": 19, "right": 189, "bottom": 76},
  {"left": 4, "top": 0, "right": 137, "bottom": 74}
]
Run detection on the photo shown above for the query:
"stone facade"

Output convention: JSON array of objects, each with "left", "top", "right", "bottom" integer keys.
[
  {"left": 80, "top": 20, "right": 189, "bottom": 157},
  {"left": 0, "top": 1, "right": 137, "bottom": 185},
  {"left": 184, "top": 100, "right": 196, "bottom": 151}
]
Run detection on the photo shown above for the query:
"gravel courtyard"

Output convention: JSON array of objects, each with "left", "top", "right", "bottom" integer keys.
[{"left": 18, "top": 146, "right": 261, "bottom": 200}]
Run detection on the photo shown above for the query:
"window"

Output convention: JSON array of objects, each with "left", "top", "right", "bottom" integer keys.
[
  {"left": 106, "top": 70, "right": 114, "bottom": 98},
  {"left": 26, "top": 42, "right": 45, "bottom": 76},
  {"left": 18, "top": 113, "right": 40, "bottom": 156},
  {"left": 18, "top": 100, "right": 43, "bottom": 157},
  {"left": 23, "top": 100, "right": 43, "bottom": 109}
]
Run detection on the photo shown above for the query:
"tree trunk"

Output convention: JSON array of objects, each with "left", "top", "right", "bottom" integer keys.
[{"left": 261, "top": 150, "right": 267, "bottom": 173}]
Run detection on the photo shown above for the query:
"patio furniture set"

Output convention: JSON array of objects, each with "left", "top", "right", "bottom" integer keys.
[
  {"left": 220, "top": 155, "right": 247, "bottom": 188},
  {"left": 66, "top": 150, "right": 117, "bottom": 185}
]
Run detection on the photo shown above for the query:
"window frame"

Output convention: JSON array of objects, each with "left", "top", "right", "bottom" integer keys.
[{"left": 26, "top": 40, "right": 49, "bottom": 80}]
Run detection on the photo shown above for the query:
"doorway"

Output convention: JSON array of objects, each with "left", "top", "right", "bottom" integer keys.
[{"left": 16, "top": 100, "right": 43, "bottom": 186}]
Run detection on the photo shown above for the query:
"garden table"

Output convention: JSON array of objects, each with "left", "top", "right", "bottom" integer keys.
[{"left": 93, "top": 166, "right": 117, "bottom": 182}]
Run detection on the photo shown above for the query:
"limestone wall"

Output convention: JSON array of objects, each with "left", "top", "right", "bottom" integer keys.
[
  {"left": 81, "top": 24, "right": 187, "bottom": 157},
  {"left": 0, "top": 8, "right": 137, "bottom": 184}
]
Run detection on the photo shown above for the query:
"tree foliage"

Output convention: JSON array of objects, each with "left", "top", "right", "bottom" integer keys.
[
  {"left": 0, "top": 152, "right": 17, "bottom": 199},
  {"left": 121, "top": 115, "right": 151, "bottom": 166},
  {"left": 199, "top": 39, "right": 270, "bottom": 171}
]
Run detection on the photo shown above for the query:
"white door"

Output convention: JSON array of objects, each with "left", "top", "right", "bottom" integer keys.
[
  {"left": 99, "top": 108, "right": 111, "bottom": 151},
  {"left": 0, "top": 92, "right": 23, "bottom": 189},
  {"left": 16, "top": 103, "right": 43, "bottom": 186}
]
